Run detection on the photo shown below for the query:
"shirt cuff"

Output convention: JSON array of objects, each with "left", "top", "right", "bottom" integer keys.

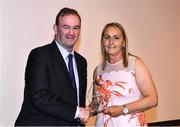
[{"left": 74, "top": 106, "right": 80, "bottom": 119}]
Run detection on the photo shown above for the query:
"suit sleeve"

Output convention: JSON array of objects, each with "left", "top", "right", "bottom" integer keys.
[{"left": 25, "top": 49, "right": 76, "bottom": 122}]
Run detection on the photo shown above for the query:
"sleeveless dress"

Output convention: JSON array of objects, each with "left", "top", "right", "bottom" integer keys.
[{"left": 93, "top": 55, "right": 147, "bottom": 127}]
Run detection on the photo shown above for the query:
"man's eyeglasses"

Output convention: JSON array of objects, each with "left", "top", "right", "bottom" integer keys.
[{"left": 60, "top": 25, "right": 81, "bottom": 31}]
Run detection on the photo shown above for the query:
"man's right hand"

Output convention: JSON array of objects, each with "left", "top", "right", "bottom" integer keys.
[{"left": 79, "top": 107, "right": 89, "bottom": 124}]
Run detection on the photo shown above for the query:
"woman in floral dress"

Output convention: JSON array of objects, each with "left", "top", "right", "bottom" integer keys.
[{"left": 90, "top": 22, "right": 158, "bottom": 127}]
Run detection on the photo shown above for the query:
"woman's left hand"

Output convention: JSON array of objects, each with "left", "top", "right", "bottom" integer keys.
[{"left": 103, "top": 105, "right": 122, "bottom": 117}]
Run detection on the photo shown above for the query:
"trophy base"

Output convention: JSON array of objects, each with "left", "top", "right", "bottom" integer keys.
[{"left": 89, "top": 110, "right": 104, "bottom": 117}]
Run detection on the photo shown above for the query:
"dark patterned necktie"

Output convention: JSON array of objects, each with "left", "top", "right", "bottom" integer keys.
[{"left": 68, "top": 54, "right": 78, "bottom": 105}]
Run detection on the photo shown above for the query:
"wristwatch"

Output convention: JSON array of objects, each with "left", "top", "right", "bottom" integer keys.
[{"left": 122, "top": 105, "right": 128, "bottom": 116}]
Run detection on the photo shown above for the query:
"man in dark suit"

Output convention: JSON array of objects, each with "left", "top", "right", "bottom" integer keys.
[{"left": 15, "top": 7, "right": 89, "bottom": 126}]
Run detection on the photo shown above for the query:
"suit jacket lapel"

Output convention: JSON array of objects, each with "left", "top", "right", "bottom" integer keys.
[
  {"left": 51, "top": 41, "right": 84, "bottom": 105},
  {"left": 74, "top": 53, "right": 83, "bottom": 103},
  {"left": 50, "top": 41, "right": 69, "bottom": 81}
]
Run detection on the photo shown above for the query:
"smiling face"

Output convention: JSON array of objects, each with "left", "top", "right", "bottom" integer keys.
[
  {"left": 54, "top": 14, "right": 81, "bottom": 52},
  {"left": 102, "top": 26, "right": 124, "bottom": 57}
]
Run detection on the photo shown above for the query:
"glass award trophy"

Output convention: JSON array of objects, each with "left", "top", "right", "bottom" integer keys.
[{"left": 87, "top": 75, "right": 108, "bottom": 117}]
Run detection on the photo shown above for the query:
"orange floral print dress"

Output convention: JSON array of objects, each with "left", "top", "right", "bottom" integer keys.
[{"left": 93, "top": 55, "right": 147, "bottom": 127}]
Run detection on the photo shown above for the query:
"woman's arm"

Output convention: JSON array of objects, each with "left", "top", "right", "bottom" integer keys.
[{"left": 104, "top": 57, "right": 158, "bottom": 117}]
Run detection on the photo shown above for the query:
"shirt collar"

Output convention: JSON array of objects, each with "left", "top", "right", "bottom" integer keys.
[{"left": 55, "top": 40, "right": 74, "bottom": 59}]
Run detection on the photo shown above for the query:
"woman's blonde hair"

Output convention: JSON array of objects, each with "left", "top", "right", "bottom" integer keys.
[{"left": 101, "top": 22, "right": 129, "bottom": 70}]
